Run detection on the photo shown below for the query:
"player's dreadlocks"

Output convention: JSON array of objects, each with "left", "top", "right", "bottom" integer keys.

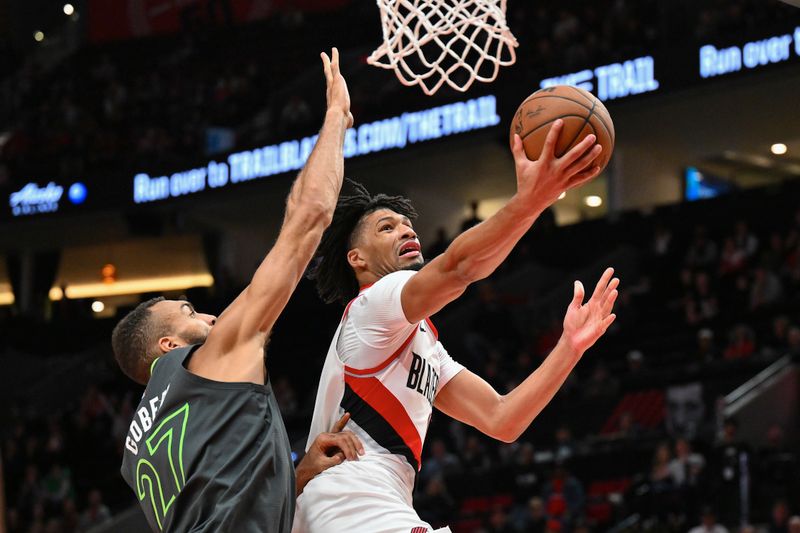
[{"left": 309, "top": 179, "right": 417, "bottom": 305}]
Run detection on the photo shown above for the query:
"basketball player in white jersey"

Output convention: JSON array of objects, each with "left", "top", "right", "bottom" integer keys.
[{"left": 295, "top": 121, "right": 619, "bottom": 532}]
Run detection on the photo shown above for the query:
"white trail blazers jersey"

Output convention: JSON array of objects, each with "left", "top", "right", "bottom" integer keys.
[{"left": 305, "top": 270, "right": 464, "bottom": 485}]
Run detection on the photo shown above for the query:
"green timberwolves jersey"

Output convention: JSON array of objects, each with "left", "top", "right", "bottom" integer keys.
[{"left": 120, "top": 345, "right": 295, "bottom": 532}]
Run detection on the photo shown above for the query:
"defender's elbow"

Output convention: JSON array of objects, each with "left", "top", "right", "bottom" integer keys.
[
  {"left": 493, "top": 426, "right": 522, "bottom": 444},
  {"left": 288, "top": 198, "right": 334, "bottom": 229}
]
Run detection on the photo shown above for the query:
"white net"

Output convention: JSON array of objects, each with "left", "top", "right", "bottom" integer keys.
[{"left": 367, "top": 0, "right": 518, "bottom": 95}]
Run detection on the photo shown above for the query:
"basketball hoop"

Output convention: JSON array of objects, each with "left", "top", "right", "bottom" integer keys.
[{"left": 367, "top": 0, "right": 518, "bottom": 96}]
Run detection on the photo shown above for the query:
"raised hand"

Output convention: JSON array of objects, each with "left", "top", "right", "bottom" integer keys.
[
  {"left": 511, "top": 120, "right": 603, "bottom": 209},
  {"left": 320, "top": 47, "right": 354, "bottom": 128},
  {"left": 562, "top": 267, "right": 619, "bottom": 355}
]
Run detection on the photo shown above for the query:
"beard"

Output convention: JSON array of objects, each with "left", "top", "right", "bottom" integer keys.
[
  {"left": 402, "top": 259, "right": 425, "bottom": 272},
  {"left": 180, "top": 327, "right": 209, "bottom": 346}
]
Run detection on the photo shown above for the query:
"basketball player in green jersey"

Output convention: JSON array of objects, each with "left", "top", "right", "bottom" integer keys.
[{"left": 111, "top": 48, "right": 363, "bottom": 532}]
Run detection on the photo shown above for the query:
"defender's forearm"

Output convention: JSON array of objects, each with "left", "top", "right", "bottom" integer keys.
[
  {"left": 285, "top": 109, "right": 349, "bottom": 223},
  {"left": 248, "top": 109, "right": 349, "bottom": 301}
]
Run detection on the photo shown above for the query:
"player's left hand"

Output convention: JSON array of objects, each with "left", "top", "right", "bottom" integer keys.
[
  {"left": 562, "top": 267, "right": 618, "bottom": 355},
  {"left": 295, "top": 413, "right": 364, "bottom": 496},
  {"left": 321, "top": 47, "right": 354, "bottom": 128}
]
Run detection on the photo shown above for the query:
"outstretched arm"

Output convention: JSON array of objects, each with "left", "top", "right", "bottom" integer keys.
[
  {"left": 401, "top": 121, "right": 603, "bottom": 324},
  {"left": 190, "top": 48, "right": 353, "bottom": 383},
  {"left": 435, "top": 268, "right": 618, "bottom": 442}
]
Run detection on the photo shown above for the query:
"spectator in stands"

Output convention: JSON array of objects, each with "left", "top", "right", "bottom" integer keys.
[
  {"left": 750, "top": 266, "right": 783, "bottom": 310},
  {"left": 414, "top": 476, "right": 456, "bottom": 527},
  {"left": 461, "top": 434, "right": 492, "bottom": 473},
  {"left": 650, "top": 443, "right": 676, "bottom": 515},
  {"left": 511, "top": 496, "right": 547, "bottom": 533},
  {"left": 626, "top": 349, "right": 645, "bottom": 374},
  {"left": 788, "top": 516, "right": 800, "bottom": 533},
  {"left": 464, "top": 281, "right": 520, "bottom": 366},
  {"left": 512, "top": 442, "right": 541, "bottom": 501},
  {"left": 696, "top": 328, "right": 719, "bottom": 363},
  {"left": 685, "top": 271, "right": 719, "bottom": 325},
  {"left": 110, "top": 394, "right": 134, "bottom": 446},
  {"left": 611, "top": 410, "right": 641, "bottom": 440},
  {"left": 583, "top": 362, "right": 619, "bottom": 399},
  {"left": 44, "top": 419, "right": 65, "bottom": 459},
  {"left": 485, "top": 504, "right": 515, "bottom": 533},
  {"left": 3, "top": 437, "right": 23, "bottom": 500},
  {"left": 460, "top": 200, "right": 483, "bottom": 232},
  {"left": 732, "top": 221, "right": 759, "bottom": 263},
  {"left": 723, "top": 324, "right": 756, "bottom": 360},
  {"left": 554, "top": 425, "right": 575, "bottom": 462},
  {"left": 421, "top": 439, "right": 460, "bottom": 483},
  {"left": 725, "top": 273, "right": 753, "bottom": 318},
  {"left": 648, "top": 222, "right": 677, "bottom": 298},
  {"left": 766, "top": 316, "right": 792, "bottom": 355},
  {"left": 764, "top": 424, "right": 787, "bottom": 453},
  {"left": 688, "top": 507, "right": 729, "bottom": 533},
  {"left": 6, "top": 507, "right": 22, "bottom": 533},
  {"left": 685, "top": 227, "right": 718, "bottom": 270},
  {"left": 668, "top": 438, "right": 705, "bottom": 487},
  {"left": 16, "top": 465, "right": 42, "bottom": 516},
  {"left": 542, "top": 462, "right": 584, "bottom": 527},
  {"left": 761, "top": 232, "right": 786, "bottom": 271},
  {"left": 757, "top": 425, "right": 797, "bottom": 515},
  {"left": 712, "top": 419, "right": 750, "bottom": 526},
  {"left": 544, "top": 519, "right": 563, "bottom": 533},
  {"left": 41, "top": 463, "right": 74, "bottom": 510},
  {"left": 77, "top": 489, "right": 111, "bottom": 531},
  {"left": 425, "top": 227, "right": 451, "bottom": 259},
  {"left": 651, "top": 222, "right": 674, "bottom": 260},
  {"left": 785, "top": 240, "right": 800, "bottom": 298},
  {"left": 29, "top": 501, "right": 46, "bottom": 533},
  {"left": 62, "top": 498, "right": 80, "bottom": 532},
  {"left": 573, "top": 522, "right": 592, "bottom": 533},
  {"left": 786, "top": 326, "right": 800, "bottom": 357},
  {"left": 719, "top": 237, "right": 747, "bottom": 276},
  {"left": 770, "top": 500, "right": 791, "bottom": 533}
]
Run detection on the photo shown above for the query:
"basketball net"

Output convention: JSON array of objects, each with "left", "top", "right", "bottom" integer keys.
[{"left": 367, "top": 0, "right": 518, "bottom": 96}]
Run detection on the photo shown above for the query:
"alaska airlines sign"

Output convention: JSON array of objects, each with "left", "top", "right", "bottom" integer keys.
[{"left": 8, "top": 182, "right": 88, "bottom": 217}]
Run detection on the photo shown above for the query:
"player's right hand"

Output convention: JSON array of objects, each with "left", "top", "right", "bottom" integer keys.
[
  {"left": 295, "top": 413, "right": 364, "bottom": 496},
  {"left": 510, "top": 119, "right": 602, "bottom": 209},
  {"left": 321, "top": 47, "right": 354, "bottom": 128}
]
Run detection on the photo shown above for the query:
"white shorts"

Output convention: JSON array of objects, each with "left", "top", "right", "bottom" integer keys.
[{"left": 292, "top": 456, "right": 451, "bottom": 533}]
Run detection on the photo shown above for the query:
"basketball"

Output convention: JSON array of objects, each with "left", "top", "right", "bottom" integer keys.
[{"left": 510, "top": 85, "right": 615, "bottom": 172}]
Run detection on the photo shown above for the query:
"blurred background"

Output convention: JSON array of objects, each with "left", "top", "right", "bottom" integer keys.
[{"left": 1, "top": 0, "right": 800, "bottom": 532}]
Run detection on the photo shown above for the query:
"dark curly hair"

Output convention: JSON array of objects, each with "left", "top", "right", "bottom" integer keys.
[{"left": 308, "top": 180, "right": 417, "bottom": 305}]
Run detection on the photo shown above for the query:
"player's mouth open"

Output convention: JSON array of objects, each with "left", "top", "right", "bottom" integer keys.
[{"left": 399, "top": 241, "right": 421, "bottom": 258}]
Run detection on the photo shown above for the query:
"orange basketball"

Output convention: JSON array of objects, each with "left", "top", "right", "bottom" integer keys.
[{"left": 510, "top": 85, "right": 615, "bottom": 172}]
